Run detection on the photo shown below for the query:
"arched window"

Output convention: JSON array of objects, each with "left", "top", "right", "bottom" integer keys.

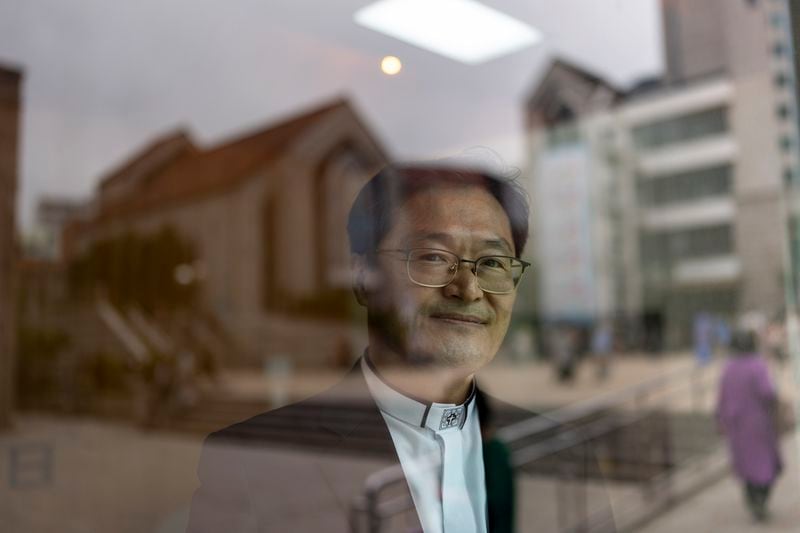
[{"left": 312, "top": 141, "right": 374, "bottom": 291}]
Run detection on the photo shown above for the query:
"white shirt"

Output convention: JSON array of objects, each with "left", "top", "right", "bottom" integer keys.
[{"left": 361, "top": 356, "right": 487, "bottom": 533}]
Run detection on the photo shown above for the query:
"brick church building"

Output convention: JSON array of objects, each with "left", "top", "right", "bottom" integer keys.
[{"left": 65, "top": 98, "right": 388, "bottom": 367}]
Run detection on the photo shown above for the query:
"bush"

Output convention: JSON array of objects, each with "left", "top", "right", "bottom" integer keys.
[
  {"left": 68, "top": 225, "right": 198, "bottom": 312},
  {"left": 79, "top": 351, "right": 130, "bottom": 395},
  {"left": 16, "top": 326, "right": 70, "bottom": 401}
]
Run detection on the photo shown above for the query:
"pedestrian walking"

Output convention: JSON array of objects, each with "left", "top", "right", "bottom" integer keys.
[
  {"left": 551, "top": 325, "right": 578, "bottom": 383},
  {"left": 716, "top": 328, "right": 782, "bottom": 522},
  {"left": 591, "top": 318, "right": 614, "bottom": 381},
  {"left": 693, "top": 312, "right": 714, "bottom": 366}
]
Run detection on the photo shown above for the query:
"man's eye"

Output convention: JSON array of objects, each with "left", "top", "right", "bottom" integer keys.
[
  {"left": 482, "top": 258, "right": 508, "bottom": 270},
  {"left": 419, "top": 253, "right": 449, "bottom": 263}
]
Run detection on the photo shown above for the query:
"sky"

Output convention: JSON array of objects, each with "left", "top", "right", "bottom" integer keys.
[{"left": 0, "top": 0, "right": 663, "bottom": 229}]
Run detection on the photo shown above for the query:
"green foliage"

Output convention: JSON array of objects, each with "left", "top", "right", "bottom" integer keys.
[
  {"left": 79, "top": 351, "right": 130, "bottom": 394},
  {"left": 68, "top": 226, "right": 197, "bottom": 312}
]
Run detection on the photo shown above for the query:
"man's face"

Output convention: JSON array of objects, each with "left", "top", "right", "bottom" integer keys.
[{"left": 363, "top": 183, "right": 518, "bottom": 372}]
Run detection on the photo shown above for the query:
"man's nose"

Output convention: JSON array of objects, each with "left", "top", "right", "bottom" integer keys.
[{"left": 443, "top": 261, "right": 483, "bottom": 301}]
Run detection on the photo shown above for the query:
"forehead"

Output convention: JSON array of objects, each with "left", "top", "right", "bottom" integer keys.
[{"left": 387, "top": 184, "right": 514, "bottom": 251}]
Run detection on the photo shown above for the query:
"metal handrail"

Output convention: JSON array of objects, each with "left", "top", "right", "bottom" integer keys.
[{"left": 497, "top": 363, "right": 696, "bottom": 442}]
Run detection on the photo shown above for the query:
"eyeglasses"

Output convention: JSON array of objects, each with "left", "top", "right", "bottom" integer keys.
[{"left": 377, "top": 248, "right": 530, "bottom": 294}]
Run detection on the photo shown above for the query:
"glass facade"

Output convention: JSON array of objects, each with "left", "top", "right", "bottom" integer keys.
[
  {"left": 666, "top": 286, "right": 738, "bottom": 343},
  {"left": 637, "top": 164, "right": 732, "bottom": 206},
  {"left": 641, "top": 224, "right": 734, "bottom": 266},
  {"left": 546, "top": 123, "right": 580, "bottom": 148},
  {"left": 775, "top": 70, "right": 791, "bottom": 88},
  {"left": 632, "top": 106, "right": 728, "bottom": 149},
  {"left": 8, "top": 2, "right": 800, "bottom": 531}
]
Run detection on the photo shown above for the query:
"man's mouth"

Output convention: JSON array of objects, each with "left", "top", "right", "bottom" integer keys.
[{"left": 429, "top": 313, "right": 488, "bottom": 325}]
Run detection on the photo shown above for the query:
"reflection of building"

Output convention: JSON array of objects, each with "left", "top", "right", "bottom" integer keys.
[
  {"left": 0, "top": 64, "right": 22, "bottom": 428},
  {"left": 525, "top": 0, "right": 795, "bottom": 346},
  {"left": 65, "top": 98, "right": 388, "bottom": 365},
  {"left": 525, "top": 61, "right": 623, "bottom": 325},
  {"left": 24, "top": 196, "right": 89, "bottom": 259}
]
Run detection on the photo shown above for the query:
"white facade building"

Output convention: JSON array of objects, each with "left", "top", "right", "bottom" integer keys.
[{"left": 525, "top": 0, "right": 797, "bottom": 346}]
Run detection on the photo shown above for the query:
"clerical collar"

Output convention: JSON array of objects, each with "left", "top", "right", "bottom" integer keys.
[{"left": 361, "top": 354, "right": 476, "bottom": 433}]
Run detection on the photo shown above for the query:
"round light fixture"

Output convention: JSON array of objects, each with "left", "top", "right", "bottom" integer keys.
[{"left": 381, "top": 55, "right": 402, "bottom": 75}]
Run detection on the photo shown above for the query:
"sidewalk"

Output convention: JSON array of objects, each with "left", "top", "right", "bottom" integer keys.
[
  {"left": 217, "top": 349, "right": 798, "bottom": 423},
  {"left": 480, "top": 351, "right": 698, "bottom": 409},
  {"left": 218, "top": 351, "right": 702, "bottom": 410},
  {"left": 640, "top": 432, "right": 800, "bottom": 533},
  {"left": 0, "top": 416, "right": 201, "bottom": 533},
  {"left": 2, "top": 352, "right": 796, "bottom": 533}
]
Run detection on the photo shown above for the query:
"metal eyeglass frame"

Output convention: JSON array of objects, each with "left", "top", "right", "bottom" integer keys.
[{"left": 376, "top": 247, "right": 531, "bottom": 294}]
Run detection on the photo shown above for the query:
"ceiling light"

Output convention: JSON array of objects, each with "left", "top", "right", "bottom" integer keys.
[
  {"left": 355, "top": 0, "right": 542, "bottom": 65},
  {"left": 381, "top": 55, "right": 403, "bottom": 75}
]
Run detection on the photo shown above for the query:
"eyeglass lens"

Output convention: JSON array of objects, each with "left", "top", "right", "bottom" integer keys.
[{"left": 406, "top": 249, "right": 523, "bottom": 293}]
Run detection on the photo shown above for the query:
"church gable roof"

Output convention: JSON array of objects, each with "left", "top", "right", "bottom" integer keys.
[{"left": 92, "top": 98, "right": 383, "bottom": 222}]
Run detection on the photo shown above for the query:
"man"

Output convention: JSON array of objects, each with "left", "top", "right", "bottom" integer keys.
[
  {"left": 187, "top": 164, "right": 612, "bottom": 532},
  {"left": 346, "top": 164, "right": 528, "bottom": 533}
]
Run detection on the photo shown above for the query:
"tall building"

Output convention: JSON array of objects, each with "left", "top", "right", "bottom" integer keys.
[
  {"left": 525, "top": 0, "right": 796, "bottom": 346},
  {"left": 0, "top": 64, "right": 22, "bottom": 428},
  {"left": 661, "top": 0, "right": 729, "bottom": 83}
]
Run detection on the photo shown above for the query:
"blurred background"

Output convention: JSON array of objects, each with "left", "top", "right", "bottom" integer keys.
[{"left": 2, "top": 0, "right": 800, "bottom": 531}]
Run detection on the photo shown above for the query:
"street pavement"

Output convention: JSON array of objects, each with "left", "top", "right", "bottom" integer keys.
[
  {"left": 217, "top": 351, "right": 703, "bottom": 411},
  {"left": 640, "top": 432, "right": 800, "bottom": 533},
  {"left": 1, "top": 351, "right": 797, "bottom": 532},
  {"left": 0, "top": 416, "right": 201, "bottom": 533}
]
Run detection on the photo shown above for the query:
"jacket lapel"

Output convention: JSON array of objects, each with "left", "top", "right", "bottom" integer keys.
[{"left": 316, "top": 362, "right": 424, "bottom": 531}]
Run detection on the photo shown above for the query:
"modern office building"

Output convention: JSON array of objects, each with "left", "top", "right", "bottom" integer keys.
[{"left": 525, "top": 0, "right": 796, "bottom": 346}]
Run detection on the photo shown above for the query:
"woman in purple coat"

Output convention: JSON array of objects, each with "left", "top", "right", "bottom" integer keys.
[{"left": 716, "top": 329, "right": 782, "bottom": 522}]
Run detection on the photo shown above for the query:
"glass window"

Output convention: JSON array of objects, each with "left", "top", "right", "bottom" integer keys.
[
  {"left": 546, "top": 123, "right": 580, "bottom": 148},
  {"left": 637, "top": 164, "right": 732, "bottom": 206},
  {"left": 776, "top": 71, "right": 791, "bottom": 87},
  {"left": 632, "top": 107, "right": 728, "bottom": 149},
  {"left": 641, "top": 224, "right": 734, "bottom": 266},
  {"left": 785, "top": 167, "right": 798, "bottom": 187},
  {"left": 667, "top": 287, "right": 738, "bottom": 342}
]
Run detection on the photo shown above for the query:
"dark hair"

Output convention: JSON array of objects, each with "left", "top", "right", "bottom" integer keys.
[
  {"left": 347, "top": 164, "right": 530, "bottom": 259},
  {"left": 729, "top": 329, "right": 757, "bottom": 355}
]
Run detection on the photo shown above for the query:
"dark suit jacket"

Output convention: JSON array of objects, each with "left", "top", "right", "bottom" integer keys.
[{"left": 186, "top": 362, "right": 616, "bottom": 533}]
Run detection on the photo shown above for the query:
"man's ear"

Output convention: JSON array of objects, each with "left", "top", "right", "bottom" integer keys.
[{"left": 351, "top": 254, "right": 372, "bottom": 307}]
